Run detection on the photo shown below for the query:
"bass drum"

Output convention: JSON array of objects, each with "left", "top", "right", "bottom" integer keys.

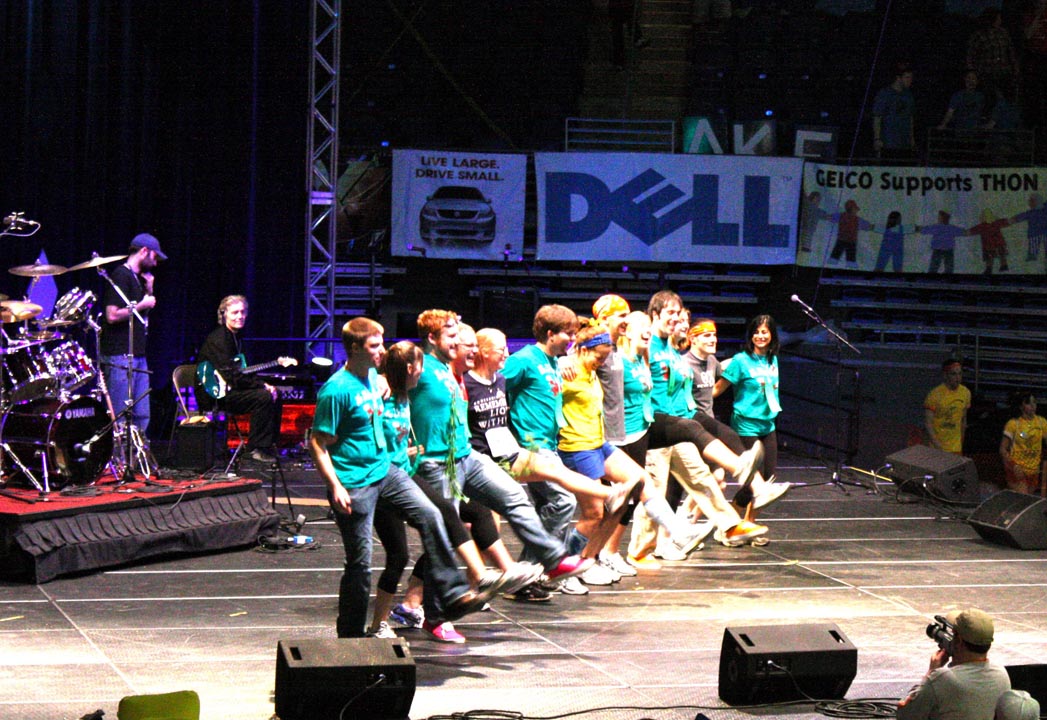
[{"left": 0, "top": 395, "right": 113, "bottom": 487}]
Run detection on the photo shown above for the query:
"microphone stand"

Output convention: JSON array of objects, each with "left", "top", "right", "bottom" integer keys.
[
  {"left": 793, "top": 296, "right": 865, "bottom": 494},
  {"left": 96, "top": 262, "right": 150, "bottom": 485}
]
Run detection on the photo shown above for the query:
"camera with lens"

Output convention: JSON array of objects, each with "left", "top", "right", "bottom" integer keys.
[{"left": 926, "top": 615, "right": 955, "bottom": 654}]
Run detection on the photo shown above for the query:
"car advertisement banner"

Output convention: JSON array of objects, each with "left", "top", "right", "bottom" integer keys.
[
  {"left": 391, "top": 149, "right": 527, "bottom": 260},
  {"left": 797, "top": 163, "right": 1047, "bottom": 275},
  {"left": 534, "top": 152, "right": 803, "bottom": 263}
]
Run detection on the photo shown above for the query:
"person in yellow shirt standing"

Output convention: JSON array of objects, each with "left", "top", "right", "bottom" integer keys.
[
  {"left": 1000, "top": 392, "right": 1047, "bottom": 496},
  {"left": 924, "top": 360, "right": 971, "bottom": 454}
]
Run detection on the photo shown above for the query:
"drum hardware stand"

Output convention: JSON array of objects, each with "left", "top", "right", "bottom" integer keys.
[
  {"left": 95, "top": 261, "right": 151, "bottom": 486},
  {"left": 1, "top": 441, "right": 51, "bottom": 499}
]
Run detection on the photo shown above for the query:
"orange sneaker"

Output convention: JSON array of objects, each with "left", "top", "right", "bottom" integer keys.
[
  {"left": 721, "top": 520, "right": 768, "bottom": 547},
  {"left": 626, "top": 552, "right": 662, "bottom": 570}
]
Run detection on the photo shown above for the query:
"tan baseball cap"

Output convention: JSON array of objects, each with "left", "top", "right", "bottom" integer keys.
[{"left": 945, "top": 607, "right": 994, "bottom": 646}]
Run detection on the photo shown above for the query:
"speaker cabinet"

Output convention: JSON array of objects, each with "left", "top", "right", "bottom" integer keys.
[
  {"left": 172, "top": 422, "right": 215, "bottom": 471},
  {"left": 885, "top": 445, "right": 980, "bottom": 503},
  {"left": 969, "top": 491, "right": 1047, "bottom": 550},
  {"left": 719, "top": 623, "right": 857, "bottom": 705},
  {"left": 1007, "top": 664, "right": 1047, "bottom": 709},
  {"left": 275, "top": 638, "right": 415, "bottom": 720}
]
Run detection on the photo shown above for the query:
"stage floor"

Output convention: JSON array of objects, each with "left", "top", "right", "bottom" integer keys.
[{"left": 3, "top": 455, "right": 1047, "bottom": 720}]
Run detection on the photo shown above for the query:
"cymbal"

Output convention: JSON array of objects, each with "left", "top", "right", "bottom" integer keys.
[
  {"left": 36, "top": 317, "right": 76, "bottom": 328},
  {"left": 0, "top": 294, "right": 7, "bottom": 302},
  {"left": 67, "top": 254, "right": 128, "bottom": 272},
  {"left": 0, "top": 300, "right": 43, "bottom": 323},
  {"left": 9, "top": 262, "right": 67, "bottom": 277}
]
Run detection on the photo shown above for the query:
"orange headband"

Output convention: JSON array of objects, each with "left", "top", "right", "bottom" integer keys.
[{"left": 687, "top": 321, "right": 717, "bottom": 339}]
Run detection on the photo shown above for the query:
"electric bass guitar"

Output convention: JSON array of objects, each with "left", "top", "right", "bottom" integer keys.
[{"left": 196, "top": 354, "right": 298, "bottom": 399}]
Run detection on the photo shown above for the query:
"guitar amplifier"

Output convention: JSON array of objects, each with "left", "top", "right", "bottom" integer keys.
[{"left": 257, "top": 371, "right": 316, "bottom": 402}]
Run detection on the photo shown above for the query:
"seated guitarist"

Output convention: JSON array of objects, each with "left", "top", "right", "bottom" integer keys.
[{"left": 197, "top": 295, "right": 295, "bottom": 464}]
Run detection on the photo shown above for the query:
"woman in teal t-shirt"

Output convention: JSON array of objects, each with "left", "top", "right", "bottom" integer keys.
[{"left": 715, "top": 314, "right": 781, "bottom": 480}]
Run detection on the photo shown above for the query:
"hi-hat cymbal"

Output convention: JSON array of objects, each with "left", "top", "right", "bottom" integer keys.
[
  {"left": 0, "top": 300, "right": 43, "bottom": 323},
  {"left": 67, "top": 254, "right": 128, "bottom": 272},
  {"left": 9, "top": 262, "right": 67, "bottom": 277}
]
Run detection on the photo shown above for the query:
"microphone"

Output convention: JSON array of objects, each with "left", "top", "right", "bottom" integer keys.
[
  {"left": 790, "top": 294, "right": 816, "bottom": 314},
  {"left": 72, "top": 442, "right": 91, "bottom": 458}
]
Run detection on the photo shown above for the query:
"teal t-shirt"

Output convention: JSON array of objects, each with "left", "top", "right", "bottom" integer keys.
[
  {"left": 408, "top": 352, "right": 471, "bottom": 462},
  {"left": 721, "top": 351, "right": 780, "bottom": 436},
  {"left": 648, "top": 334, "right": 692, "bottom": 417},
  {"left": 502, "top": 343, "right": 566, "bottom": 452},
  {"left": 312, "top": 366, "right": 389, "bottom": 489},
  {"left": 621, "top": 352, "right": 654, "bottom": 436},
  {"left": 382, "top": 396, "right": 412, "bottom": 472}
]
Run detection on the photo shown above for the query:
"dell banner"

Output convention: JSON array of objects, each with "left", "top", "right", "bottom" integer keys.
[
  {"left": 535, "top": 153, "right": 803, "bottom": 263},
  {"left": 391, "top": 149, "right": 527, "bottom": 260},
  {"left": 798, "top": 163, "right": 1047, "bottom": 275}
]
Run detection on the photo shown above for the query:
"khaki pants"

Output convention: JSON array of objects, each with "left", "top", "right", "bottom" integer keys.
[{"left": 628, "top": 442, "right": 741, "bottom": 558}]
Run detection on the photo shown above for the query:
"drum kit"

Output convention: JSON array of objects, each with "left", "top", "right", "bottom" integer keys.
[{"left": 0, "top": 252, "right": 153, "bottom": 496}]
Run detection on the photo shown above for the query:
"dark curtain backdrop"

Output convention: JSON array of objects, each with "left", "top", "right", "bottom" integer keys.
[{"left": 1, "top": 1, "right": 309, "bottom": 435}]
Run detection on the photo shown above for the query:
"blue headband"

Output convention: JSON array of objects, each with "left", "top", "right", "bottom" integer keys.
[{"left": 579, "top": 332, "right": 612, "bottom": 349}]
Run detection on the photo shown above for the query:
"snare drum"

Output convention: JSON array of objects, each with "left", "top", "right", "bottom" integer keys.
[
  {"left": 45, "top": 339, "right": 97, "bottom": 393},
  {"left": 1, "top": 342, "right": 56, "bottom": 403},
  {"left": 0, "top": 395, "right": 113, "bottom": 487}
]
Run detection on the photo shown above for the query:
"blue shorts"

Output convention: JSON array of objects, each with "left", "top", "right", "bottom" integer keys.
[{"left": 559, "top": 442, "right": 616, "bottom": 480}]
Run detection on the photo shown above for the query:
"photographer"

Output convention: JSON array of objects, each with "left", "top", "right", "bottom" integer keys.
[{"left": 897, "top": 608, "right": 1011, "bottom": 720}]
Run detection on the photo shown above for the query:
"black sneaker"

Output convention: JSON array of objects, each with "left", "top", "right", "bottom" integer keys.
[{"left": 503, "top": 582, "right": 552, "bottom": 603}]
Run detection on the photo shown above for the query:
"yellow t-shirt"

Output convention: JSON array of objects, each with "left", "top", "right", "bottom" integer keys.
[
  {"left": 924, "top": 383, "right": 971, "bottom": 453},
  {"left": 1004, "top": 415, "right": 1047, "bottom": 475},
  {"left": 558, "top": 366, "right": 604, "bottom": 452}
]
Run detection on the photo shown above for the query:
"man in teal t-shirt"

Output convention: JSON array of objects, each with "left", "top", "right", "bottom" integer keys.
[
  {"left": 310, "top": 316, "right": 481, "bottom": 637},
  {"left": 502, "top": 304, "right": 579, "bottom": 557}
]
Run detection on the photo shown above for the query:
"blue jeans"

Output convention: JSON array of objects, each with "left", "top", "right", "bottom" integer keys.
[
  {"left": 103, "top": 355, "right": 151, "bottom": 435},
  {"left": 416, "top": 451, "right": 566, "bottom": 571},
  {"left": 330, "top": 465, "right": 470, "bottom": 638}
]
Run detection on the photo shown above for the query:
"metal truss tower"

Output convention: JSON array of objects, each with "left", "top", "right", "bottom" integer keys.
[{"left": 304, "top": 0, "right": 341, "bottom": 361}]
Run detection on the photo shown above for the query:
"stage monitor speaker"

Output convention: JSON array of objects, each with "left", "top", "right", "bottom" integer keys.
[
  {"left": 275, "top": 638, "right": 415, "bottom": 720},
  {"left": 884, "top": 445, "right": 980, "bottom": 503},
  {"left": 969, "top": 491, "right": 1047, "bottom": 550},
  {"left": 718, "top": 623, "right": 857, "bottom": 705}
]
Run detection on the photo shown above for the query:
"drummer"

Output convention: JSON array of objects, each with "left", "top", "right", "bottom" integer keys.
[{"left": 99, "top": 233, "right": 167, "bottom": 434}]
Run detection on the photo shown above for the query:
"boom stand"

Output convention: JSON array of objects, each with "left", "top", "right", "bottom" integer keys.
[{"left": 794, "top": 298, "right": 865, "bottom": 493}]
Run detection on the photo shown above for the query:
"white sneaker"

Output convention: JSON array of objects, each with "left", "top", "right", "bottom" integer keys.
[
  {"left": 653, "top": 542, "right": 689, "bottom": 561},
  {"left": 752, "top": 481, "right": 791, "bottom": 510},
  {"left": 581, "top": 561, "right": 618, "bottom": 585},
  {"left": 600, "top": 550, "right": 637, "bottom": 577},
  {"left": 369, "top": 620, "right": 397, "bottom": 639},
  {"left": 557, "top": 575, "right": 590, "bottom": 595}
]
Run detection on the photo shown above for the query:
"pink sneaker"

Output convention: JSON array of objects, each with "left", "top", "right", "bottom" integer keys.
[
  {"left": 545, "top": 554, "right": 595, "bottom": 581},
  {"left": 422, "top": 620, "right": 466, "bottom": 644}
]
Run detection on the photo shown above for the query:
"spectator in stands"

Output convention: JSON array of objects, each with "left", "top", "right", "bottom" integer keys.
[
  {"left": 966, "top": 9, "right": 1019, "bottom": 102},
  {"left": 873, "top": 62, "right": 916, "bottom": 160},
  {"left": 937, "top": 70, "right": 986, "bottom": 131},
  {"left": 692, "top": 0, "right": 732, "bottom": 31},
  {"left": 609, "top": 0, "right": 649, "bottom": 68},
  {"left": 982, "top": 84, "right": 1023, "bottom": 131},
  {"left": 1021, "top": 0, "right": 1047, "bottom": 136},
  {"left": 916, "top": 210, "right": 967, "bottom": 275},
  {"left": 1009, "top": 193, "right": 1047, "bottom": 263},
  {"left": 999, "top": 391, "right": 1047, "bottom": 497},
  {"left": 924, "top": 359, "right": 971, "bottom": 455}
]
